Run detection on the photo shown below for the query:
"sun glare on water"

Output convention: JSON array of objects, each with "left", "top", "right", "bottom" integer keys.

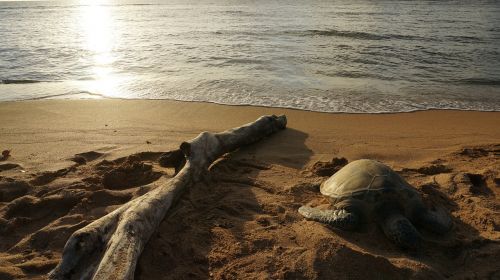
[{"left": 79, "top": 0, "right": 124, "bottom": 98}]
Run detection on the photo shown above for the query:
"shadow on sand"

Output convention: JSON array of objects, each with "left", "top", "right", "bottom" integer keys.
[
  {"left": 135, "top": 140, "right": 500, "bottom": 279},
  {"left": 135, "top": 127, "right": 313, "bottom": 279}
]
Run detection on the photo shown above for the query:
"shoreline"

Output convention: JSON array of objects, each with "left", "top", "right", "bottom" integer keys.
[
  {"left": 0, "top": 87, "right": 500, "bottom": 114},
  {"left": 3, "top": 97, "right": 500, "bottom": 115},
  {"left": 7, "top": 97, "right": 500, "bottom": 115},
  {"left": 0, "top": 93, "right": 500, "bottom": 115}
]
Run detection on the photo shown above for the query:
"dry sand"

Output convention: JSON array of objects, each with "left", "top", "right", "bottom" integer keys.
[{"left": 0, "top": 100, "right": 498, "bottom": 279}]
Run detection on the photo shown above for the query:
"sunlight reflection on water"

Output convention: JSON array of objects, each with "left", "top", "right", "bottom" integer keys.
[
  {"left": 80, "top": 0, "right": 123, "bottom": 98},
  {"left": 0, "top": 0, "right": 499, "bottom": 112}
]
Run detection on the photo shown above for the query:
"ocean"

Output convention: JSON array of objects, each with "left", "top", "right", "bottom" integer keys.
[{"left": 0, "top": 0, "right": 499, "bottom": 113}]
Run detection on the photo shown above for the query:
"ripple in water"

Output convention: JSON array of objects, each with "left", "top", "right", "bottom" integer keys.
[{"left": 0, "top": 0, "right": 499, "bottom": 113}]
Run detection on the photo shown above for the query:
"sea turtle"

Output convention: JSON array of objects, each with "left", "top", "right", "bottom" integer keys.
[{"left": 299, "top": 159, "right": 452, "bottom": 250}]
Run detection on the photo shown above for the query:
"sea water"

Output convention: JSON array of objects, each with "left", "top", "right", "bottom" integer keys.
[{"left": 1, "top": 0, "right": 499, "bottom": 113}]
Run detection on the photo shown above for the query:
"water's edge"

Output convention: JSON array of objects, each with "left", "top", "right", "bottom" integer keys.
[
  {"left": 2, "top": 96, "right": 499, "bottom": 115},
  {"left": 2, "top": 0, "right": 500, "bottom": 113}
]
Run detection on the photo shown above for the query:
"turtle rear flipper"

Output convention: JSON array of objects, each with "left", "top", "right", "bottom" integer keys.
[
  {"left": 414, "top": 207, "right": 453, "bottom": 234},
  {"left": 298, "top": 206, "right": 359, "bottom": 231},
  {"left": 381, "top": 214, "right": 421, "bottom": 250}
]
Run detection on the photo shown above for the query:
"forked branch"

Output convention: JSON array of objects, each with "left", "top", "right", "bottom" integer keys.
[{"left": 48, "top": 114, "right": 287, "bottom": 280}]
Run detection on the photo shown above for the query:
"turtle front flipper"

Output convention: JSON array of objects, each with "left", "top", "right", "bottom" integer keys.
[
  {"left": 414, "top": 207, "right": 453, "bottom": 234},
  {"left": 298, "top": 206, "right": 359, "bottom": 231},
  {"left": 380, "top": 214, "right": 421, "bottom": 250}
]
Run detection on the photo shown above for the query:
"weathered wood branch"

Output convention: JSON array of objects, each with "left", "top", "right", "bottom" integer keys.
[{"left": 48, "top": 114, "right": 287, "bottom": 280}]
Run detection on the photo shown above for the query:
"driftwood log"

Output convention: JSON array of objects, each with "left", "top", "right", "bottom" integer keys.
[{"left": 48, "top": 115, "right": 287, "bottom": 280}]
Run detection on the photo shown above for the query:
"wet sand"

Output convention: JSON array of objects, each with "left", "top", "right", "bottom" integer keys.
[{"left": 0, "top": 100, "right": 499, "bottom": 279}]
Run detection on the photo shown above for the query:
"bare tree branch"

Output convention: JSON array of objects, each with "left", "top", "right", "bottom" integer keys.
[{"left": 48, "top": 114, "right": 287, "bottom": 280}]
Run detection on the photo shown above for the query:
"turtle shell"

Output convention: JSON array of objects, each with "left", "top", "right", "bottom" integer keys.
[{"left": 320, "top": 159, "right": 414, "bottom": 199}]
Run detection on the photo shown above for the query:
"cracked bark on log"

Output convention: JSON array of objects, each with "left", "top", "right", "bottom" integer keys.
[{"left": 48, "top": 114, "right": 287, "bottom": 280}]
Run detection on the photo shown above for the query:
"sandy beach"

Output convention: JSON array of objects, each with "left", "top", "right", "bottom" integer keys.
[{"left": 0, "top": 100, "right": 499, "bottom": 279}]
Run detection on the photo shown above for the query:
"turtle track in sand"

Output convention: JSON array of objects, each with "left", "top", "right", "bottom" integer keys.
[
  {"left": 0, "top": 145, "right": 499, "bottom": 279},
  {"left": 136, "top": 145, "right": 499, "bottom": 279}
]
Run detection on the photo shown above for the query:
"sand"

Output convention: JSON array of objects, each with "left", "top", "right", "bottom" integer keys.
[{"left": 0, "top": 100, "right": 498, "bottom": 279}]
